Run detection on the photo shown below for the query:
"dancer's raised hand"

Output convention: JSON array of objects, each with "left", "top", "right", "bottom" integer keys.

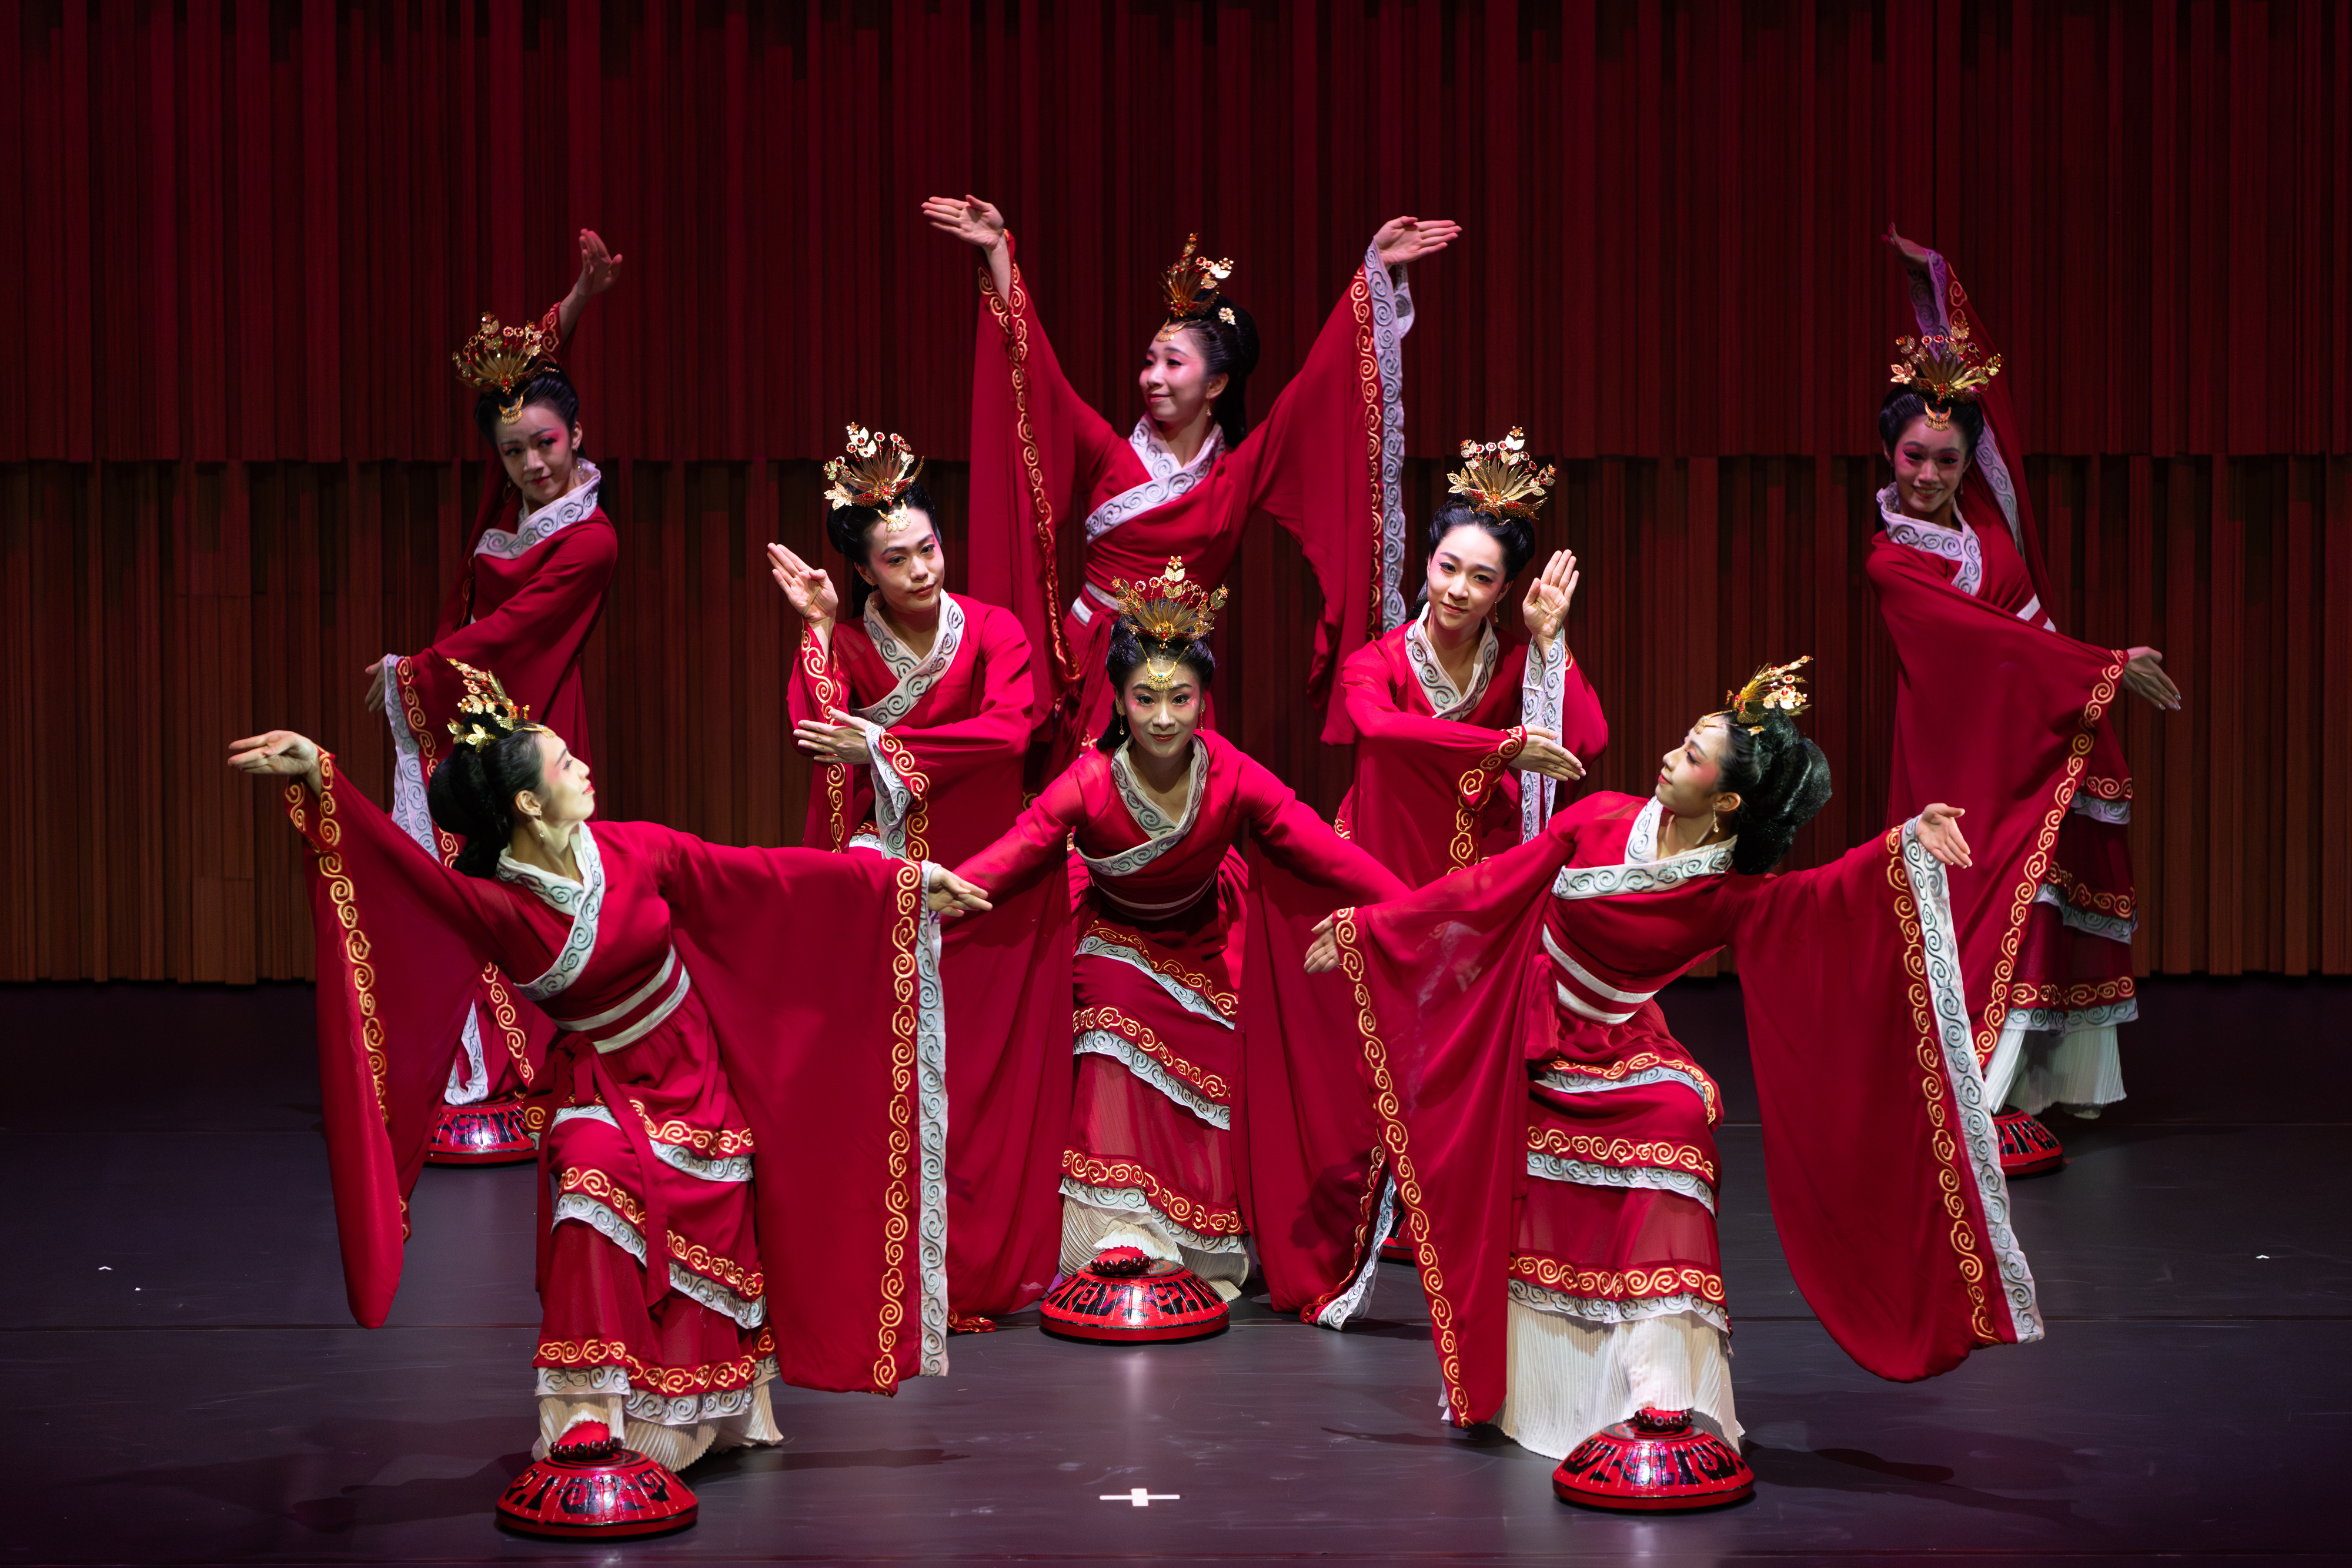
[
  {"left": 362, "top": 658, "right": 389, "bottom": 714},
  {"left": 557, "top": 229, "right": 626, "bottom": 341},
  {"left": 229, "top": 730, "right": 325, "bottom": 794},
  {"left": 1915, "top": 804, "right": 1972, "bottom": 868},
  {"left": 922, "top": 196, "right": 1007, "bottom": 251},
  {"left": 1882, "top": 222, "right": 1935, "bottom": 276},
  {"left": 1521, "top": 549, "right": 1580, "bottom": 647},
  {"left": 767, "top": 543, "right": 838, "bottom": 627},
  {"left": 1373, "top": 217, "right": 1463, "bottom": 269}
]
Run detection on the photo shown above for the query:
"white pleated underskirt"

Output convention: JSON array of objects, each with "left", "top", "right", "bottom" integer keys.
[
  {"left": 1994, "top": 1023, "right": 2126, "bottom": 1115},
  {"left": 1492, "top": 1300, "right": 1742, "bottom": 1460}
]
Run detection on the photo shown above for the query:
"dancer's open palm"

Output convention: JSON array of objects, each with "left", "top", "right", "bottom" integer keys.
[
  {"left": 1374, "top": 217, "right": 1463, "bottom": 268},
  {"left": 922, "top": 196, "right": 1006, "bottom": 250},
  {"left": 766, "top": 543, "right": 838, "bottom": 626}
]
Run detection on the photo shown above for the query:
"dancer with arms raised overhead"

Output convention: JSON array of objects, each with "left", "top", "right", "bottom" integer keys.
[{"left": 926, "top": 195, "right": 1456, "bottom": 765}]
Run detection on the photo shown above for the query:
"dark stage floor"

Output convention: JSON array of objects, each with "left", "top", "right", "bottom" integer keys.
[{"left": 3, "top": 976, "right": 2344, "bottom": 1567}]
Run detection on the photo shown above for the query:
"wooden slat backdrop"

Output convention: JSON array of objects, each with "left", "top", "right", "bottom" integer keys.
[
  {"left": 4, "top": 452, "right": 2346, "bottom": 982},
  {"left": 4, "top": 0, "right": 2347, "bottom": 981}
]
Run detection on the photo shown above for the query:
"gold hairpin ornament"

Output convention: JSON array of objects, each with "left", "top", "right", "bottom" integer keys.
[
  {"left": 452, "top": 310, "right": 563, "bottom": 425},
  {"left": 1446, "top": 427, "right": 1557, "bottom": 520},
  {"left": 1112, "top": 557, "right": 1228, "bottom": 688},
  {"left": 1155, "top": 234, "right": 1237, "bottom": 342},
  {"left": 822, "top": 424, "right": 925, "bottom": 521},
  {"left": 1889, "top": 317, "right": 2002, "bottom": 433},
  {"left": 1718, "top": 656, "right": 1812, "bottom": 734},
  {"left": 445, "top": 661, "right": 547, "bottom": 751}
]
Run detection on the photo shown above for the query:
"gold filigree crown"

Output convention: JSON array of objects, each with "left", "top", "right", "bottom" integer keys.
[
  {"left": 452, "top": 309, "right": 563, "bottom": 424},
  {"left": 1158, "top": 234, "right": 1237, "bottom": 336},
  {"left": 1113, "top": 557, "right": 1228, "bottom": 678},
  {"left": 1889, "top": 317, "right": 2003, "bottom": 432},
  {"left": 1717, "top": 656, "right": 1812, "bottom": 734},
  {"left": 1447, "top": 428, "right": 1557, "bottom": 520},
  {"left": 822, "top": 425, "right": 924, "bottom": 517},
  {"left": 446, "top": 661, "right": 546, "bottom": 751}
]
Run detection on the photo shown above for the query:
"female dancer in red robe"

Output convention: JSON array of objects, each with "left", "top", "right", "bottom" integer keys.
[
  {"left": 366, "top": 230, "right": 626, "bottom": 1164},
  {"left": 924, "top": 195, "right": 1458, "bottom": 763},
  {"left": 953, "top": 561, "right": 1408, "bottom": 1314},
  {"left": 1875, "top": 227, "right": 2181, "bottom": 1174},
  {"left": 1338, "top": 430, "right": 1606, "bottom": 885},
  {"left": 229, "top": 668, "right": 990, "bottom": 1529},
  {"left": 767, "top": 426, "right": 1071, "bottom": 1329},
  {"left": 1304, "top": 657, "right": 2084, "bottom": 1509}
]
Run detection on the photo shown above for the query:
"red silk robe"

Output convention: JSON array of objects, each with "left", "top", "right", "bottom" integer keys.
[
  {"left": 1338, "top": 610, "right": 1609, "bottom": 887},
  {"left": 787, "top": 593, "right": 1072, "bottom": 1322},
  {"left": 1883, "top": 248, "right": 2137, "bottom": 1109},
  {"left": 283, "top": 757, "right": 947, "bottom": 1406},
  {"left": 954, "top": 731, "right": 1407, "bottom": 1302},
  {"left": 382, "top": 444, "right": 617, "bottom": 1111},
  {"left": 967, "top": 234, "right": 1417, "bottom": 760},
  {"left": 1331, "top": 791, "right": 2042, "bottom": 1427}
]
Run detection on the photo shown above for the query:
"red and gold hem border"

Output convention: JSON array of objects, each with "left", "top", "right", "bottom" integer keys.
[
  {"left": 1061, "top": 1149, "right": 1244, "bottom": 1238},
  {"left": 1536, "top": 1050, "right": 1723, "bottom": 1128},
  {"left": 1080, "top": 915, "right": 1240, "bottom": 1018},
  {"left": 534, "top": 1327, "right": 777, "bottom": 1398},
  {"left": 1508, "top": 1254, "right": 1726, "bottom": 1307},
  {"left": 1074, "top": 1004, "right": 1232, "bottom": 1104},
  {"left": 1971, "top": 651, "right": 2127, "bottom": 1067},
  {"left": 1525, "top": 1126, "right": 1717, "bottom": 1187}
]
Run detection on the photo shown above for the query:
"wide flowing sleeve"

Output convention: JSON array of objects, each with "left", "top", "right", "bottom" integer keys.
[
  {"left": 787, "top": 624, "right": 859, "bottom": 851},
  {"left": 1234, "top": 745, "right": 1412, "bottom": 1325},
  {"left": 1341, "top": 642, "right": 1530, "bottom": 880},
  {"left": 395, "top": 520, "right": 620, "bottom": 753},
  {"left": 953, "top": 759, "right": 1090, "bottom": 902},
  {"left": 1869, "top": 536, "right": 2127, "bottom": 1065},
  {"left": 1729, "top": 819, "right": 2043, "bottom": 1382},
  {"left": 1322, "top": 813, "right": 1585, "bottom": 1423},
  {"left": 636, "top": 827, "right": 950, "bottom": 1396},
  {"left": 1515, "top": 638, "right": 1608, "bottom": 840},
  {"left": 1217, "top": 243, "right": 1417, "bottom": 741},
  {"left": 968, "top": 236, "right": 1135, "bottom": 718},
  {"left": 860, "top": 607, "right": 1036, "bottom": 862},
  {"left": 280, "top": 755, "right": 536, "bottom": 1329},
  {"left": 1901, "top": 244, "right": 2053, "bottom": 612}
]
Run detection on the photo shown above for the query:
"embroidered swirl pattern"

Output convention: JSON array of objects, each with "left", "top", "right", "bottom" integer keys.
[
  {"left": 555, "top": 1166, "right": 767, "bottom": 1299},
  {"left": 286, "top": 760, "right": 390, "bottom": 1126},
  {"left": 1509, "top": 1254, "right": 1728, "bottom": 1306},
  {"left": 1537, "top": 1051, "right": 1722, "bottom": 1126},
  {"left": 533, "top": 1326, "right": 777, "bottom": 1397},
  {"left": 1332, "top": 908, "right": 1471, "bottom": 1420},
  {"left": 799, "top": 628, "right": 853, "bottom": 851},
  {"left": 1972, "top": 653, "right": 2126, "bottom": 1066},
  {"left": 1060, "top": 1149, "right": 1244, "bottom": 1236},
  {"left": 1073, "top": 1005, "right": 1232, "bottom": 1104},
  {"left": 981, "top": 260, "right": 1079, "bottom": 687},
  {"left": 1525, "top": 1126, "right": 1718, "bottom": 1186}
]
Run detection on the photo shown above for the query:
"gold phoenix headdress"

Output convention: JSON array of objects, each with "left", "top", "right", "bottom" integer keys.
[
  {"left": 1888, "top": 316, "right": 2003, "bottom": 432},
  {"left": 1157, "top": 234, "right": 1238, "bottom": 340},
  {"left": 822, "top": 425, "right": 925, "bottom": 521},
  {"left": 452, "top": 308, "right": 563, "bottom": 425},
  {"left": 1446, "top": 428, "right": 1557, "bottom": 520},
  {"left": 446, "top": 661, "right": 547, "bottom": 752},
  {"left": 1113, "top": 557, "right": 1228, "bottom": 688},
  {"left": 1716, "top": 656, "right": 1812, "bottom": 734}
]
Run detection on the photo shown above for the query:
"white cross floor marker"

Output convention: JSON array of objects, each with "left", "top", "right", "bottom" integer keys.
[{"left": 1101, "top": 1487, "right": 1181, "bottom": 1507}]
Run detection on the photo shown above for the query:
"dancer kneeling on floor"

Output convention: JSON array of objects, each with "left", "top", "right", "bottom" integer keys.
[
  {"left": 953, "top": 560, "right": 1408, "bottom": 1306},
  {"left": 230, "top": 667, "right": 987, "bottom": 1490},
  {"left": 1306, "top": 661, "right": 2059, "bottom": 1503}
]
